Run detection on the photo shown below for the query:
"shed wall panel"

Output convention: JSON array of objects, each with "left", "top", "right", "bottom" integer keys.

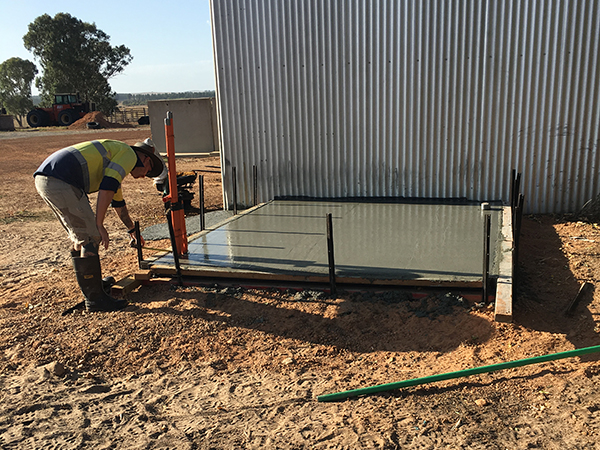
[
  {"left": 211, "top": 0, "right": 600, "bottom": 213},
  {"left": 148, "top": 98, "right": 219, "bottom": 155}
]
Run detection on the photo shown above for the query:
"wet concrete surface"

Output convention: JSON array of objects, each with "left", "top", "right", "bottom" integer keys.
[
  {"left": 151, "top": 200, "right": 502, "bottom": 284},
  {"left": 142, "top": 210, "right": 234, "bottom": 240}
]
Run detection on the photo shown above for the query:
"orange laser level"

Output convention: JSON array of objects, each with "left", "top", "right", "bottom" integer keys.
[{"left": 163, "top": 111, "right": 188, "bottom": 256}]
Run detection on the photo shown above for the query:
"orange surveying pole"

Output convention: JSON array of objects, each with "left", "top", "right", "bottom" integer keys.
[{"left": 163, "top": 111, "right": 188, "bottom": 255}]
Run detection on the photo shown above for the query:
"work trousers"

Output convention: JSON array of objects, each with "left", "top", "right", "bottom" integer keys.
[{"left": 34, "top": 175, "right": 101, "bottom": 248}]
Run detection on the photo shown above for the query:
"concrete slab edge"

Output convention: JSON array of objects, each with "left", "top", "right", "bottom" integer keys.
[
  {"left": 495, "top": 206, "right": 514, "bottom": 323},
  {"left": 147, "top": 263, "right": 482, "bottom": 288}
]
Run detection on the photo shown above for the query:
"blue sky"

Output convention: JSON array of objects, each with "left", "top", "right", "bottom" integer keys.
[{"left": 0, "top": 0, "right": 216, "bottom": 94}]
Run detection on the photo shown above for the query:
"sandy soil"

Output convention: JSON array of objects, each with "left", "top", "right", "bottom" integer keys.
[{"left": 0, "top": 128, "right": 599, "bottom": 449}]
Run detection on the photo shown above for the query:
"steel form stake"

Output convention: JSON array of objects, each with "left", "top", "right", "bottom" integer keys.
[
  {"left": 199, "top": 174, "right": 205, "bottom": 231},
  {"left": 514, "top": 172, "right": 521, "bottom": 205},
  {"left": 482, "top": 214, "right": 491, "bottom": 302},
  {"left": 509, "top": 171, "right": 523, "bottom": 289},
  {"left": 565, "top": 282, "right": 593, "bottom": 316},
  {"left": 163, "top": 111, "right": 188, "bottom": 256},
  {"left": 509, "top": 169, "right": 516, "bottom": 210},
  {"left": 232, "top": 166, "right": 238, "bottom": 215},
  {"left": 253, "top": 165, "right": 258, "bottom": 206},
  {"left": 516, "top": 193, "right": 524, "bottom": 246},
  {"left": 134, "top": 221, "right": 143, "bottom": 269},
  {"left": 166, "top": 209, "right": 183, "bottom": 285},
  {"left": 326, "top": 213, "right": 337, "bottom": 297},
  {"left": 514, "top": 193, "right": 525, "bottom": 287},
  {"left": 512, "top": 172, "right": 522, "bottom": 239},
  {"left": 514, "top": 193, "right": 525, "bottom": 254},
  {"left": 509, "top": 168, "right": 516, "bottom": 230}
]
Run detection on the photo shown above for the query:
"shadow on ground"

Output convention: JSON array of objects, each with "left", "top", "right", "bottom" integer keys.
[
  {"left": 515, "top": 216, "right": 600, "bottom": 356},
  {"left": 128, "top": 286, "right": 495, "bottom": 355}
]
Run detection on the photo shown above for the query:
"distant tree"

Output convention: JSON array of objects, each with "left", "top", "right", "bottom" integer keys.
[
  {"left": 23, "top": 13, "right": 132, "bottom": 114},
  {"left": 121, "top": 91, "right": 216, "bottom": 106},
  {"left": 0, "top": 57, "right": 38, "bottom": 126}
]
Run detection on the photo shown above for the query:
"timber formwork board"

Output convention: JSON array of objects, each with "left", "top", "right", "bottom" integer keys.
[{"left": 148, "top": 200, "right": 506, "bottom": 289}]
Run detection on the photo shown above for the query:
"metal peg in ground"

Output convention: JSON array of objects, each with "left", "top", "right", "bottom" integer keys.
[
  {"left": 199, "top": 174, "right": 205, "bottom": 231},
  {"left": 166, "top": 209, "right": 183, "bottom": 286},
  {"left": 232, "top": 167, "right": 238, "bottom": 215},
  {"left": 565, "top": 282, "right": 593, "bottom": 316},
  {"left": 509, "top": 168, "right": 516, "bottom": 209},
  {"left": 134, "top": 221, "right": 143, "bottom": 269},
  {"left": 482, "top": 213, "right": 491, "bottom": 303},
  {"left": 326, "top": 213, "right": 336, "bottom": 297},
  {"left": 253, "top": 165, "right": 258, "bottom": 206}
]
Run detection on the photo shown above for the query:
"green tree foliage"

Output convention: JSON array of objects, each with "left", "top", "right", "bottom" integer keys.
[
  {"left": 23, "top": 13, "right": 132, "bottom": 114},
  {"left": 120, "top": 91, "right": 216, "bottom": 106},
  {"left": 0, "top": 57, "right": 38, "bottom": 126}
]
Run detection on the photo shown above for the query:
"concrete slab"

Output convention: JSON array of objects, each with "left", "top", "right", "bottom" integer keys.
[
  {"left": 141, "top": 210, "right": 234, "bottom": 241},
  {"left": 495, "top": 206, "right": 514, "bottom": 322},
  {"left": 149, "top": 200, "right": 503, "bottom": 287}
]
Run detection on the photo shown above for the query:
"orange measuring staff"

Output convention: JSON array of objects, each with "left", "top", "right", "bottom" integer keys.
[{"left": 163, "top": 111, "right": 188, "bottom": 255}]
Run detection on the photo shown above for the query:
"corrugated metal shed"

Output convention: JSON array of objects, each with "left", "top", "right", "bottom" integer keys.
[{"left": 211, "top": 0, "right": 600, "bottom": 213}]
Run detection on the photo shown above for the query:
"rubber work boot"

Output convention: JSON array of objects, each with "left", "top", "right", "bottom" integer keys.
[
  {"left": 102, "top": 276, "right": 116, "bottom": 293},
  {"left": 70, "top": 249, "right": 115, "bottom": 293},
  {"left": 72, "top": 254, "right": 127, "bottom": 312}
]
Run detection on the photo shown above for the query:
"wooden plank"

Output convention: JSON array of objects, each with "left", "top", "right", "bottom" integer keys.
[
  {"left": 145, "top": 277, "right": 173, "bottom": 286},
  {"left": 495, "top": 206, "right": 514, "bottom": 323},
  {"left": 134, "top": 270, "right": 152, "bottom": 281},
  {"left": 110, "top": 276, "right": 142, "bottom": 296}
]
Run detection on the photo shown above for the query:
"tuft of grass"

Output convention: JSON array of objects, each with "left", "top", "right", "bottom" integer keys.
[{"left": 0, "top": 210, "right": 55, "bottom": 225}]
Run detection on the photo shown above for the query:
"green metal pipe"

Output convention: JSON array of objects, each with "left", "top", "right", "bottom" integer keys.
[{"left": 317, "top": 344, "right": 600, "bottom": 402}]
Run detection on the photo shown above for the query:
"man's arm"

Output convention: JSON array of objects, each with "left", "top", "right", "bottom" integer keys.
[
  {"left": 114, "top": 204, "right": 146, "bottom": 247},
  {"left": 96, "top": 189, "right": 115, "bottom": 250},
  {"left": 114, "top": 204, "right": 134, "bottom": 230}
]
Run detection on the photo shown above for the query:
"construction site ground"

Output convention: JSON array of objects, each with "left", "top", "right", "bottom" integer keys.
[{"left": 1, "top": 128, "right": 599, "bottom": 449}]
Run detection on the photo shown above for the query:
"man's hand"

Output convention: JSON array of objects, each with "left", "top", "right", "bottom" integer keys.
[
  {"left": 98, "top": 224, "right": 110, "bottom": 250},
  {"left": 128, "top": 230, "right": 146, "bottom": 248}
]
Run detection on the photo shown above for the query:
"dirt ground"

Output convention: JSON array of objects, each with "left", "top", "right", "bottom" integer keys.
[{"left": 0, "top": 128, "right": 599, "bottom": 449}]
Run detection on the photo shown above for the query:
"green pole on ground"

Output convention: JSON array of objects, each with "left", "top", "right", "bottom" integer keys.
[{"left": 317, "top": 344, "right": 600, "bottom": 402}]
